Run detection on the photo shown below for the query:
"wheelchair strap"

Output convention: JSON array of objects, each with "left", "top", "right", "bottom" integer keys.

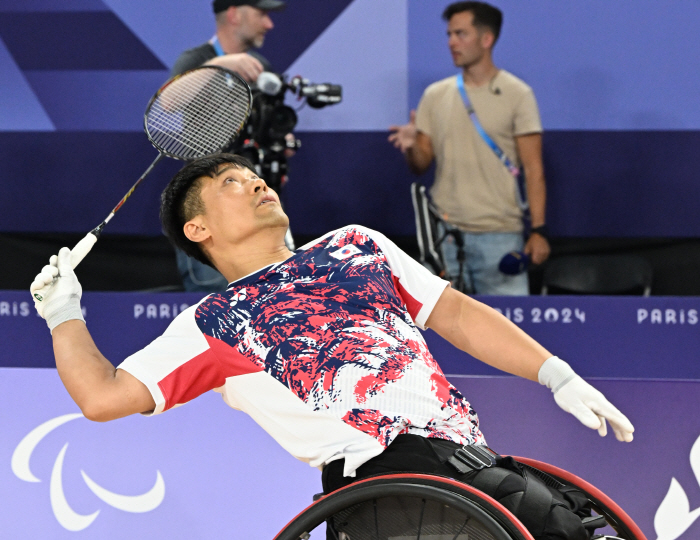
[{"left": 447, "top": 444, "right": 498, "bottom": 474}]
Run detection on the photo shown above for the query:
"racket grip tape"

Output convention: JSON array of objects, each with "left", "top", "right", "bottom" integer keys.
[
  {"left": 32, "top": 233, "right": 97, "bottom": 302},
  {"left": 70, "top": 232, "right": 98, "bottom": 269}
]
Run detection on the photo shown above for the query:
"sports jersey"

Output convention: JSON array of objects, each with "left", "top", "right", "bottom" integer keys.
[{"left": 118, "top": 226, "right": 486, "bottom": 476}]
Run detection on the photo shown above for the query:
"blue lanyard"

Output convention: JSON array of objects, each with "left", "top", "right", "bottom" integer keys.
[
  {"left": 456, "top": 73, "right": 520, "bottom": 178},
  {"left": 209, "top": 35, "right": 225, "bottom": 57}
]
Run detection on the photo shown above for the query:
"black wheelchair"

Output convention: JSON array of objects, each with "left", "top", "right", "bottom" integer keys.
[{"left": 274, "top": 457, "right": 646, "bottom": 540}]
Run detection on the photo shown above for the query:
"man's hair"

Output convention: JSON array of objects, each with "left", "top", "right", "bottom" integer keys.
[
  {"left": 160, "top": 153, "right": 257, "bottom": 268},
  {"left": 442, "top": 1, "right": 503, "bottom": 45}
]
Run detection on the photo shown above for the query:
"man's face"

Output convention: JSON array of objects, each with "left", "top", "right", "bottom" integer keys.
[
  {"left": 193, "top": 164, "right": 288, "bottom": 248},
  {"left": 447, "top": 11, "right": 491, "bottom": 69},
  {"left": 236, "top": 6, "right": 274, "bottom": 49}
]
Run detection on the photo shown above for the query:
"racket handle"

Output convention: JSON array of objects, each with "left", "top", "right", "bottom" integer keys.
[
  {"left": 32, "top": 233, "right": 98, "bottom": 302},
  {"left": 70, "top": 232, "right": 98, "bottom": 269}
]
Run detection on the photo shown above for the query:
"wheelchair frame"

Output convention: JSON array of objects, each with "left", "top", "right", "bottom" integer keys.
[
  {"left": 274, "top": 459, "right": 648, "bottom": 540},
  {"left": 275, "top": 472, "right": 534, "bottom": 540},
  {"left": 514, "top": 457, "right": 647, "bottom": 540}
]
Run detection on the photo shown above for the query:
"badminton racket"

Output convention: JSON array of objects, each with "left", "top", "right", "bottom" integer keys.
[{"left": 32, "top": 65, "right": 252, "bottom": 302}]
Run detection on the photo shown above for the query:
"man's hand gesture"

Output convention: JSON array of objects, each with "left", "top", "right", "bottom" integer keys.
[
  {"left": 388, "top": 110, "right": 418, "bottom": 154},
  {"left": 539, "top": 356, "right": 634, "bottom": 442}
]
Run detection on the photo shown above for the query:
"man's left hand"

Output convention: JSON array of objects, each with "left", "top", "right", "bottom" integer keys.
[
  {"left": 524, "top": 232, "right": 550, "bottom": 265},
  {"left": 539, "top": 356, "right": 634, "bottom": 442},
  {"left": 554, "top": 376, "right": 635, "bottom": 442}
]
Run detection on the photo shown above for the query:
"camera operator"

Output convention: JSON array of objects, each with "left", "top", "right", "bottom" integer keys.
[
  {"left": 172, "top": 0, "right": 283, "bottom": 82},
  {"left": 170, "top": 0, "right": 286, "bottom": 293}
]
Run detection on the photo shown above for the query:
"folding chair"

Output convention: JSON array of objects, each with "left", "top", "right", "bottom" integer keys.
[{"left": 410, "top": 182, "right": 467, "bottom": 293}]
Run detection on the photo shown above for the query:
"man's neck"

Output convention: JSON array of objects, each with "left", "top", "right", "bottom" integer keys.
[
  {"left": 461, "top": 57, "right": 498, "bottom": 88},
  {"left": 215, "top": 28, "right": 248, "bottom": 55},
  {"left": 213, "top": 234, "right": 293, "bottom": 283}
]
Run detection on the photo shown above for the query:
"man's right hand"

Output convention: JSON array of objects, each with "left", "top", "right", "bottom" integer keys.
[
  {"left": 388, "top": 109, "right": 418, "bottom": 154},
  {"left": 31, "top": 247, "right": 85, "bottom": 332},
  {"left": 207, "top": 53, "right": 264, "bottom": 83}
]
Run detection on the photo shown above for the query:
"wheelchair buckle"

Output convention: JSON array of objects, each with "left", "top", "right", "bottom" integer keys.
[{"left": 447, "top": 445, "right": 498, "bottom": 475}]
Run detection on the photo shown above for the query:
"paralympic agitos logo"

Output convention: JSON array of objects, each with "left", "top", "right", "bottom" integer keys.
[
  {"left": 12, "top": 413, "right": 165, "bottom": 531},
  {"left": 655, "top": 434, "right": 700, "bottom": 540}
]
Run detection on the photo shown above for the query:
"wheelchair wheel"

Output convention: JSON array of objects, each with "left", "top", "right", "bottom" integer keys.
[
  {"left": 514, "top": 457, "right": 647, "bottom": 540},
  {"left": 274, "top": 473, "right": 534, "bottom": 540}
]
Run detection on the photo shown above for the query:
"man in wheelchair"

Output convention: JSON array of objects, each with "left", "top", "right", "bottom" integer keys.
[{"left": 34, "top": 154, "right": 634, "bottom": 540}]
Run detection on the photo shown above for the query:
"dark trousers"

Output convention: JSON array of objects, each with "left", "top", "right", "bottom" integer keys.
[{"left": 322, "top": 434, "right": 590, "bottom": 540}]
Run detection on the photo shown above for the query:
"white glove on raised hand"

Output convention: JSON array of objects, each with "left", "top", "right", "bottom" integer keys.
[
  {"left": 30, "top": 247, "right": 85, "bottom": 333},
  {"left": 538, "top": 356, "right": 634, "bottom": 442}
]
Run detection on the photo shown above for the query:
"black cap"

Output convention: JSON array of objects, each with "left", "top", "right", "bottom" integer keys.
[{"left": 213, "top": 0, "right": 285, "bottom": 13}]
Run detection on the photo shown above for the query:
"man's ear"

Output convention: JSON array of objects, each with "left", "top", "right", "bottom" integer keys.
[
  {"left": 480, "top": 29, "right": 495, "bottom": 50},
  {"left": 226, "top": 5, "right": 240, "bottom": 24},
  {"left": 183, "top": 217, "right": 210, "bottom": 243}
]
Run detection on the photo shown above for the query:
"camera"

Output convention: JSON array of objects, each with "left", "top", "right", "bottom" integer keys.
[{"left": 233, "top": 72, "right": 342, "bottom": 194}]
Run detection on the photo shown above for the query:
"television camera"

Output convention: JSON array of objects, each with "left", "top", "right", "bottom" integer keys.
[{"left": 234, "top": 72, "right": 342, "bottom": 194}]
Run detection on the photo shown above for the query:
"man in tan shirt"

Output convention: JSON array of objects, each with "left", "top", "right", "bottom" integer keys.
[{"left": 389, "top": 1, "right": 550, "bottom": 295}]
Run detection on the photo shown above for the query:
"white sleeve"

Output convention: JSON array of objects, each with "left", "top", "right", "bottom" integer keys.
[
  {"left": 117, "top": 304, "right": 217, "bottom": 415},
  {"left": 357, "top": 226, "right": 450, "bottom": 330}
]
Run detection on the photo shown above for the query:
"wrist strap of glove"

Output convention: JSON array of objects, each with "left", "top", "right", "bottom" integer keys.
[
  {"left": 47, "top": 294, "right": 85, "bottom": 334},
  {"left": 537, "top": 356, "right": 577, "bottom": 394}
]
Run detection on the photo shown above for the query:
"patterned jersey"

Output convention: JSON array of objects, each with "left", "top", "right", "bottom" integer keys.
[{"left": 119, "top": 226, "right": 485, "bottom": 476}]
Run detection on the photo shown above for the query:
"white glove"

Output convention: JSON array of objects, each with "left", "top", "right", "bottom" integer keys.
[
  {"left": 30, "top": 247, "right": 85, "bottom": 333},
  {"left": 538, "top": 356, "right": 634, "bottom": 442}
]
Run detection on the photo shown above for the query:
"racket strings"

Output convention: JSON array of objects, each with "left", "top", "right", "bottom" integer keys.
[{"left": 146, "top": 68, "right": 251, "bottom": 160}]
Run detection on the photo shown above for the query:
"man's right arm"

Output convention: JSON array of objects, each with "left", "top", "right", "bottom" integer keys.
[
  {"left": 388, "top": 110, "right": 434, "bottom": 175},
  {"left": 31, "top": 248, "right": 155, "bottom": 422},
  {"left": 171, "top": 45, "right": 263, "bottom": 83},
  {"left": 53, "top": 321, "right": 155, "bottom": 422},
  {"left": 202, "top": 53, "right": 264, "bottom": 83},
  {"left": 406, "top": 131, "right": 434, "bottom": 175}
]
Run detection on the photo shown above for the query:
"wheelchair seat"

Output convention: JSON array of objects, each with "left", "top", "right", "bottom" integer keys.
[{"left": 274, "top": 459, "right": 647, "bottom": 540}]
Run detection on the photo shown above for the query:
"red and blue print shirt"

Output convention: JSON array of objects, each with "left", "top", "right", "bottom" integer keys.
[{"left": 119, "top": 226, "right": 485, "bottom": 476}]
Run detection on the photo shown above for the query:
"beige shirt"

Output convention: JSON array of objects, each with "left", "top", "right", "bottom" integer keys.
[{"left": 415, "top": 70, "right": 542, "bottom": 232}]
